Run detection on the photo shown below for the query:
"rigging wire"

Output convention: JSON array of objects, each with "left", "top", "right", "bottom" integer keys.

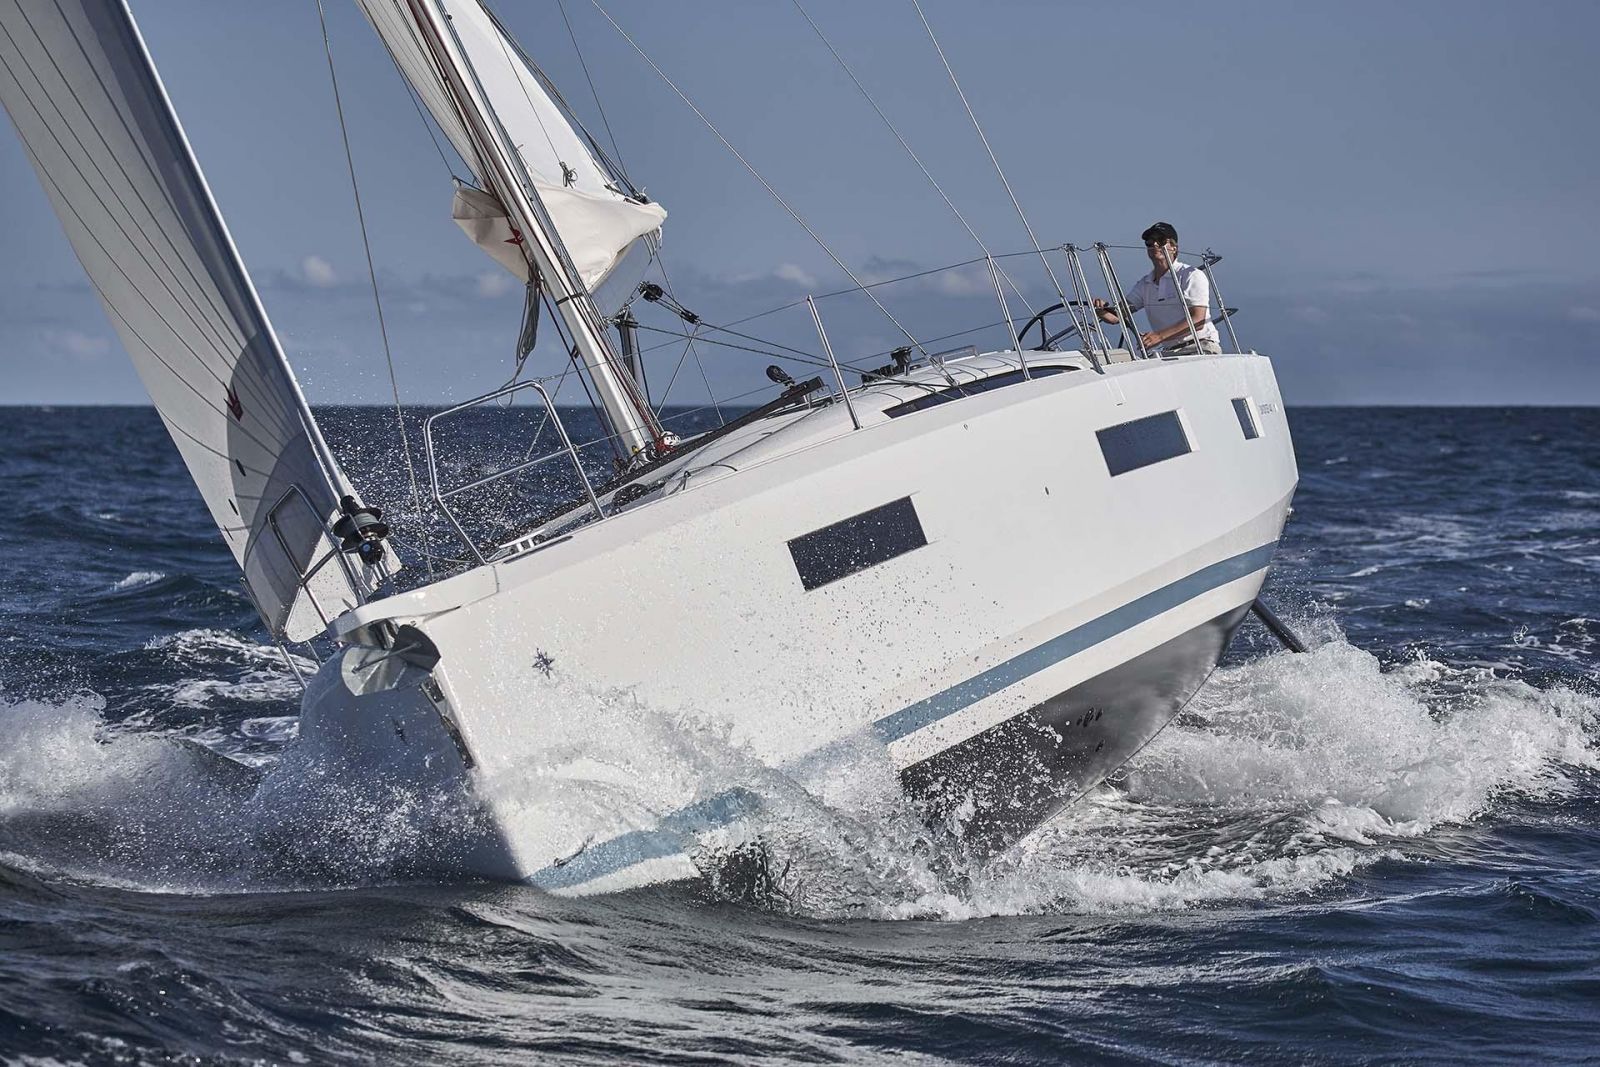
[
  {"left": 909, "top": 0, "right": 1069, "bottom": 307},
  {"left": 789, "top": 0, "right": 1030, "bottom": 308},
  {"left": 518, "top": 289, "right": 583, "bottom": 462},
  {"left": 647, "top": 307, "right": 706, "bottom": 414},
  {"left": 632, "top": 312, "right": 1012, "bottom": 379},
  {"left": 653, "top": 256, "right": 723, "bottom": 424},
  {"left": 478, "top": 2, "right": 639, "bottom": 196},
  {"left": 632, "top": 321, "right": 808, "bottom": 365},
  {"left": 482, "top": 3, "right": 565, "bottom": 168},
  {"left": 554, "top": 0, "right": 631, "bottom": 181},
  {"left": 540, "top": 283, "right": 623, "bottom": 465},
  {"left": 389, "top": 51, "right": 463, "bottom": 182},
  {"left": 534, "top": 0, "right": 695, "bottom": 421},
  {"left": 314, "top": 0, "right": 434, "bottom": 576},
  {"left": 631, "top": 253, "right": 996, "bottom": 360},
  {"left": 588, "top": 0, "right": 929, "bottom": 358},
  {"left": 696, "top": 320, "right": 820, "bottom": 362},
  {"left": 632, "top": 243, "right": 1064, "bottom": 362},
  {"left": 658, "top": 380, "right": 785, "bottom": 428}
]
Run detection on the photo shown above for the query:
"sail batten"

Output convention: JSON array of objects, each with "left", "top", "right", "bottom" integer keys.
[{"left": 0, "top": 0, "right": 374, "bottom": 641}]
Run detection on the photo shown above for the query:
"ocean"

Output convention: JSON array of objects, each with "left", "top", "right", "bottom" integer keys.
[{"left": 0, "top": 405, "right": 1596, "bottom": 1065}]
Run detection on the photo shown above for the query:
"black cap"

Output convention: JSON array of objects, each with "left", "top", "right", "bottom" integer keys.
[{"left": 1140, "top": 221, "right": 1179, "bottom": 245}]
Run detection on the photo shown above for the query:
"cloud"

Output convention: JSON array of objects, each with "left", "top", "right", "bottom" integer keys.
[
  {"left": 475, "top": 271, "right": 516, "bottom": 299},
  {"left": 301, "top": 255, "right": 338, "bottom": 287},
  {"left": 929, "top": 263, "right": 992, "bottom": 298},
  {"left": 43, "top": 328, "right": 111, "bottom": 359},
  {"left": 1318, "top": 272, "right": 1385, "bottom": 296},
  {"left": 773, "top": 262, "right": 817, "bottom": 288},
  {"left": 1567, "top": 306, "right": 1600, "bottom": 324}
]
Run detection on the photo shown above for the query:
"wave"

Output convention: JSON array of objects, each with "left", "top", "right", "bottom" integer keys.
[
  {"left": 1, "top": 624, "right": 1594, "bottom": 917},
  {"left": 697, "top": 634, "right": 1599, "bottom": 920},
  {"left": 0, "top": 689, "right": 481, "bottom": 893},
  {"left": 110, "top": 571, "right": 166, "bottom": 591}
]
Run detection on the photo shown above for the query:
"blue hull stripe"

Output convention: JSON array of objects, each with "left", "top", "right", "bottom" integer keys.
[
  {"left": 528, "top": 540, "right": 1277, "bottom": 891},
  {"left": 530, "top": 789, "right": 761, "bottom": 892},
  {"left": 871, "top": 541, "right": 1278, "bottom": 744}
]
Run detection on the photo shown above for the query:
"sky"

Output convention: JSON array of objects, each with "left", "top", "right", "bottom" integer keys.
[{"left": 2, "top": 0, "right": 1598, "bottom": 407}]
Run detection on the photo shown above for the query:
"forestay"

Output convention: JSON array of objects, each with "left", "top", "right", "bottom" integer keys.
[
  {"left": 357, "top": 0, "right": 666, "bottom": 315},
  {"left": 0, "top": 0, "right": 373, "bottom": 641}
]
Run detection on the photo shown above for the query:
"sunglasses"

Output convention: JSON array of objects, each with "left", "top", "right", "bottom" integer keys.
[{"left": 1144, "top": 240, "right": 1173, "bottom": 249}]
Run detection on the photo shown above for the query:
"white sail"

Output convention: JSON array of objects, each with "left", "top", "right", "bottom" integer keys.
[
  {"left": 358, "top": 0, "right": 666, "bottom": 310},
  {"left": 0, "top": 0, "right": 373, "bottom": 641}
]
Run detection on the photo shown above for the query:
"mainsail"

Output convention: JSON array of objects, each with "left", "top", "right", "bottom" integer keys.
[
  {"left": 0, "top": 0, "right": 375, "bottom": 641},
  {"left": 358, "top": 0, "right": 666, "bottom": 315}
]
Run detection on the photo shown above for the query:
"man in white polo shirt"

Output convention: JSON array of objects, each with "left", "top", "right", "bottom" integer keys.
[{"left": 1093, "top": 221, "right": 1221, "bottom": 355}]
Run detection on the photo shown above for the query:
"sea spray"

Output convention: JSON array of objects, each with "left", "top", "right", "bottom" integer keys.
[{"left": 691, "top": 632, "right": 1598, "bottom": 920}]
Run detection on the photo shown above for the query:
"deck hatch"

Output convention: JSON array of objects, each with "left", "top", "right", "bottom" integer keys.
[
  {"left": 1232, "top": 397, "right": 1261, "bottom": 440},
  {"left": 883, "top": 366, "right": 1075, "bottom": 419},
  {"left": 1097, "top": 410, "right": 1191, "bottom": 476},
  {"left": 788, "top": 496, "right": 927, "bottom": 590}
]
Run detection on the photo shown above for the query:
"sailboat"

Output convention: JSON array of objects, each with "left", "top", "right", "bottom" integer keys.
[{"left": 0, "top": 0, "right": 1298, "bottom": 895}]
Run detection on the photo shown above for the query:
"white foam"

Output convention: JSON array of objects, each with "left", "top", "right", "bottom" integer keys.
[
  {"left": 145, "top": 628, "right": 311, "bottom": 670},
  {"left": 4, "top": 624, "right": 1594, "bottom": 913},
  {"left": 140, "top": 629, "right": 315, "bottom": 709},
  {"left": 0, "top": 692, "right": 478, "bottom": 893},
  {"left": 703, "top": 633, "right": 1598, "bottom": 920},
  {"left": 110, "top": 571, "right": 165, "bottom": 591},
  {"left": 159, "top": 673, "right": 302, "bottom": 710}
]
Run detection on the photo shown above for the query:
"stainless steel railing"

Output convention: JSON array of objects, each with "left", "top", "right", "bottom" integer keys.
[{"left": 422, "top": 380, "right": 604, "bottom": 567}]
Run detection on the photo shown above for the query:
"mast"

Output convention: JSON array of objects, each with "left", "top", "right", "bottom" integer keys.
[{"left": 403, "top": 0, "right": 662, "bottom": 463}]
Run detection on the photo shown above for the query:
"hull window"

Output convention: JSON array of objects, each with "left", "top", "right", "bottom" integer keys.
[
  {"left": 1097, "top": 410, "right": 1192, "bottom": 476},
  {"left": 1232, "top": 397, "right": 1261, "bottom": 440},
  {"left": 789, "top": 496, "right": 928, "bottom": 590},
  {"left": 883, "top": 366, "right": 1075, "bottom": 419}
]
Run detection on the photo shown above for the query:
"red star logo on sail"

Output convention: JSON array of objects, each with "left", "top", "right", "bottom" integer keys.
[
  {"left": 225, "top": 387, "right": 243, "bottom": 420},
  {"left": 505, "top": 228, "right": 525, "bottom": 247}
]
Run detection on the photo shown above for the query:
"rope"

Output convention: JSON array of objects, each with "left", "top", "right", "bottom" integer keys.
[
  {"left": 314, "top": 0, "right": 433, "bottom": 576},
  {"left": 589, "top": 0, "right": 928, "bottom": 357},
  {"left": 910, "top": 0, "right": 1068, "bottom": 307},
  {"left": 791, "top": 0, "right": 1030, "bottom": 308}
]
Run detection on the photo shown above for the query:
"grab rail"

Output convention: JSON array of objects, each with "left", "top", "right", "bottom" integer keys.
[{"left": 423, "top": 380, "right": 604, "bottom": 567}]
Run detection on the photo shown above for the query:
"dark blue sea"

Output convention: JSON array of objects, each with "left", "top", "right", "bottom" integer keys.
[{"left": 1, "top": 405, "right": 1596, "bottom": 1065}]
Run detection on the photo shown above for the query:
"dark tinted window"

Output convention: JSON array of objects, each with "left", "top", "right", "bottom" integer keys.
[
  {"left": 883, "top": 366, "right": 1075, "bottom": 419},
  {"left": 1097, "top": 411, "right": 1191, "bottom": 476},
  {"left": 1232, "top": 397, "right": 1260, "bottom": 440},
  {"left": 788, "top": 497, "right": 927, "bottom": 591}
]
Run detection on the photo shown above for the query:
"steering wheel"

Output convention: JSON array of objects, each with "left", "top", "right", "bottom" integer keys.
[
  {"left": 1020, "top": 304, "right": 1241, "bottom": 352},
  {"left": 1016, "top": 301, "right": 1102, "bottom": 351}
]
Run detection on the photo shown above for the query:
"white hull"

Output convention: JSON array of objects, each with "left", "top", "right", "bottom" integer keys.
[{"left": 290, "top": 349, "right": 1297, "bottom": 893}]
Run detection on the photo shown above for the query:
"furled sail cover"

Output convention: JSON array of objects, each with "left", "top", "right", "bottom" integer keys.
[
  {"left": 357, "top": 0, "right": 666, "bottom": 314},
  {"left": 0, "top": 0, "right": 369, "bottom": 641}
]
